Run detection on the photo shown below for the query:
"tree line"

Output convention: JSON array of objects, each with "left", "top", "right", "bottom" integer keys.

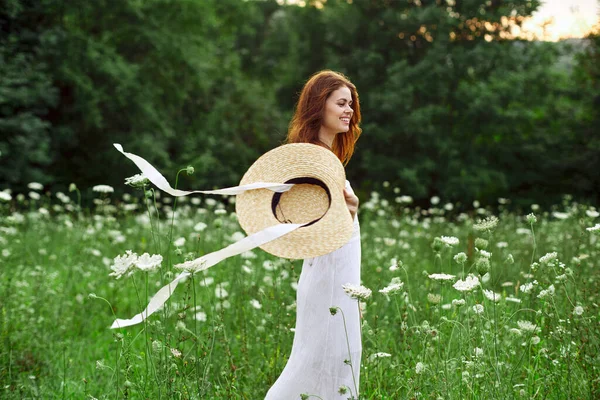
[{"left": 1, "top": 0, "right": 598, "bottom": 209}]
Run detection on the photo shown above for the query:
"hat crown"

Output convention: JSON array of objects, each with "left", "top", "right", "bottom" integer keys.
[{"left": 235, "top": 143, "right": 353, "bottom": 259}]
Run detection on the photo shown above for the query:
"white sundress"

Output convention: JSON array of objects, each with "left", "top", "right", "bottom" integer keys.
[{"left": 265, "top": 179, "right": 362, "bottom": 400}]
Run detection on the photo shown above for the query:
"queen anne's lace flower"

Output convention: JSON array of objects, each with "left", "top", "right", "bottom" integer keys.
[
  {"left": 473, "top": 216, "right": 499, "bottom": 231},
  {"left": 0, "top": 191, "right": 11, "bottom": 202},
  {"left": 537, "top": 284, "right": 555, "bottom": 299},
  {"left": 483, "top": 289, "right": 501, "bottom": 302},
  {"left": 479, "top": 250, "right": 492, "bottom": 259},
  {"left": 552, "top": 211, "right": 570, "bottom": 220},
  {"left": 92, "top": 185, "right": 114, "bottom": 193},
  {"left": 586, "top": 223, "right": 600, "bottom": 232},
  {"left": 135, "top": 253, "right": 162, "bottom": 272},
  {"left": 453, "top": 275, "right": 480, "bottom": 292},
  {"left": 379, "top": 280, "right": 404, "bottom": 296},
  {"left": 586, "top": 210, "right": 599, "bottom": 218},
  {"left": 517, "top": 320, "right": 539, "bottom": 332},
  {"left": 428, "top": 273, "right": 456, "bottom": 281},
  {"left": 539, "top": 252, "right": 558, "bottom": 264},
  {"left": 109, "top": 250, "right": 138, "bottom": 279},
  {"left": 440, "top": 236, "right": 459, "bottom": 246},
  {"left": 368, "top": 352, "right": 391, "bottom": 362},
  {"left": 519, "top": 281, "right": 538, "bottom": 294},
  {"left": 342, "top": 283, "right": 372, "bottom": 300},
  {"left": 125, "top": 173, "right": 149, "bottom": 188}
]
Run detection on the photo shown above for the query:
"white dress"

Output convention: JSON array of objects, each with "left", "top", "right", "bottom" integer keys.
[{"left": 265, "top": 180, "right": 362, "bottom": 400}]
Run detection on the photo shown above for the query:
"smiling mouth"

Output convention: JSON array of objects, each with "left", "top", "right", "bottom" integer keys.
[{"left": 340, "top": 117, "right": 350, "bottom": 123}]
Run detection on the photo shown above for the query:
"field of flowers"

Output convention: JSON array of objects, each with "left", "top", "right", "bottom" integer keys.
[{"left": 0, "top": 180, "right": 599, "bottom": 399}]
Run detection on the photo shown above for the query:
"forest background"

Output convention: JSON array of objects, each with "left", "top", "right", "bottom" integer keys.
[{"left": 1, "top": 0, "right": 599, "bottom": 210}]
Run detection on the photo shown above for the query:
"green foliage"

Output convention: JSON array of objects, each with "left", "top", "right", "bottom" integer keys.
[{"left": 0, "top": 0, "right": 598, "bottom": 208}]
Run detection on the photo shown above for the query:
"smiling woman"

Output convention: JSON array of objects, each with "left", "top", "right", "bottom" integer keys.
[{"left": 266, "top": 70, "right": 364, "bottom": 399}]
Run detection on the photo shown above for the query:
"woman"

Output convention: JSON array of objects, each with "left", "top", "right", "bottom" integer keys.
[{"left": 265, "top": 70, "right": 363, "bottom": 399}]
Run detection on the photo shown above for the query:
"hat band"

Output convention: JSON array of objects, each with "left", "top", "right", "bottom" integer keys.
[{"left": 271, "top": 177, "right": 331, "bottom": 227}]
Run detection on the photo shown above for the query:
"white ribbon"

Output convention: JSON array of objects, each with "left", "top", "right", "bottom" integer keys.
[
  {"left": 110, "top": 144, "right": 305, "bottom": 329},
  {"left": 114, "top": 143, "right": 294, "bottom": 196}
]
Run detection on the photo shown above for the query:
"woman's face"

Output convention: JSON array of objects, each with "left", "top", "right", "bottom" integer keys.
[{"left": 321, "top": 86, "right": 354, "bottom": 136}]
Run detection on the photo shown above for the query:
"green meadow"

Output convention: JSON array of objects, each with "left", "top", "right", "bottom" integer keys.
[{"left": 1, "top": 183, "right": 598, "bottom": 399}]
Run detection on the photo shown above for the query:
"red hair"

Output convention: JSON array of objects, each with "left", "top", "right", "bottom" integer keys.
[{"left": 285, "top": 70, "right": 362, "bottom": 166}]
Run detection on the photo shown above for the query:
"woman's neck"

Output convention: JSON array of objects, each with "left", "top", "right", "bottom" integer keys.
[{"left": 318, "top": 131, "right": 335, "bottom": 149}]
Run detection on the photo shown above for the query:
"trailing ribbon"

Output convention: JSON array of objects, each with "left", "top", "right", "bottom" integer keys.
[{"left": 110, "top": 144, "right": 303, "bottom": 329}]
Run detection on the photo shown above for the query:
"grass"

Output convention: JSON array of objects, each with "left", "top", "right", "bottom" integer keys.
[{"left": 0, "top": 184, "right": 598, "bottom": 399}]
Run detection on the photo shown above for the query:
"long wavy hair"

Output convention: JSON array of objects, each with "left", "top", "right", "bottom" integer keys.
[{"left": 285, "top": 70, "right": 362, "bottom": 166}]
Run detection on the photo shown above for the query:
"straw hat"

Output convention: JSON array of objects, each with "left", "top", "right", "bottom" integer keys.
[{"left": 235, "top": 143, "right": 354, "bottom": 259}]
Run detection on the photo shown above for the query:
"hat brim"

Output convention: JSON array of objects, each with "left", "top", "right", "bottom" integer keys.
[{"left": 235, "top": 143, "right": 353, "bottom": 259}]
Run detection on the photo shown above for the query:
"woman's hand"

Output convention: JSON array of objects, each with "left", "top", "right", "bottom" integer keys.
[{"left": 344, "top": 188, "right": 359, "bottom": 221}]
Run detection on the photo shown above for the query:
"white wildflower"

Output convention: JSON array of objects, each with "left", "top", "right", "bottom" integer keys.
[
  {"left": 531, "top": 336, "right": 540, "bottom": 345},
  {"left": 483, "top": 289, "right": 501, "bottom": 302},
  {"left": 249, "top": 299, "right": 262, "bottom": 310},
  {"left": 379, "top": 279, "right": 404, "bottom": 296},
  {"left": 586, "top": 210, "right": 599, "bottom": 218},
  {"left": 342, "top": 283, "right": 372, "bottom": 301},
  {"left": 397, "top": 195, "right": 413, "bottom": 204},
  {"left": 519, "top": 281, "right": 537, "bottom": 294},
  {"left": 453, "top": 275, "right": 480, "bottom": 292},
  {"left": 170, "top": 348, "right": 182, "bottom": 358},
  {"left": 124, "top": 173, "right": 149, "bottom": 188},
  {"left": 473, "top": 216, "right": 499, "bottom": 231},
  {"left": 539, "top": 252, "right": 558, "bottom": 264},
  {"left": 92, "top": 185, "right": 114, "bottom": 193},
  {"left": 0, "top": 191, "right": 11, "bottom": 201},
  {"left": 215, "top": 286, "right": 228, "bottom": 299},
  {"left": 452, "top": 299, "right": 465, "bottom": 306},
  {"left": 29, "top": 191, "right": 40, "bottom": 200},
  {"left": 368, "top": 352, "right": 391, "bottom": 363},
  {"left": 552, "top": 211, "right": 569, "bottom": 220},
  {"left": 427, "top": 293, "right": 441, "bottom": 304},
  {"left": 586, "top": 223, "right": 600, "bottom": 232},
  {"left": 517, "top": 320, "right": 539, "bottom": 333},
  {"left": 472, "top": 304, "right": 484, "bottom": 314},
  {"left": 537, "top": 284, "right": 555, "bottom": 299},
  {"left": 135, "top": 253, "right": 162, "bottom": 272},
  {"left": 195, "top": 311, "right": 207, "bottom": 322},
  {"left": 479, "top": 250, "right": 492, "bottom": 259},
  {"left": 526, "top": 213, "right": 537, "bottom": 224},
  {"left": 430, "top": 196, "right": 440, "bottom": 205},
  {"left": 194, "top": 222, "right": 207, "bottom": 232},
  {"left": 27, "top": 182, "right": 43, "bottom": 190},
  {"left": 573, "top": 306, "right": 584, "bottom": 316},
  {"left": 415, "top": 362, "right": 426, "bottom": 374},
  {"left": 428, "top": 273, "right": 456, "bottom": 281},
  {"left": 474, "top": 347, "right": 484, "bottom": 357},
  {"left": 440, "top": 236, "right": 459, "bottom": 246},
  {"left": 173, "top": 237, "right": 186, "bottom": 247},
  {"left": 108, "top": 250, "right": 138, "bottom": 279}
]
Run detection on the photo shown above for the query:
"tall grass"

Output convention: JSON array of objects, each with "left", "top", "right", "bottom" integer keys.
[{"left": 0, "top": 185, "right": 598, "bottom": 399}]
